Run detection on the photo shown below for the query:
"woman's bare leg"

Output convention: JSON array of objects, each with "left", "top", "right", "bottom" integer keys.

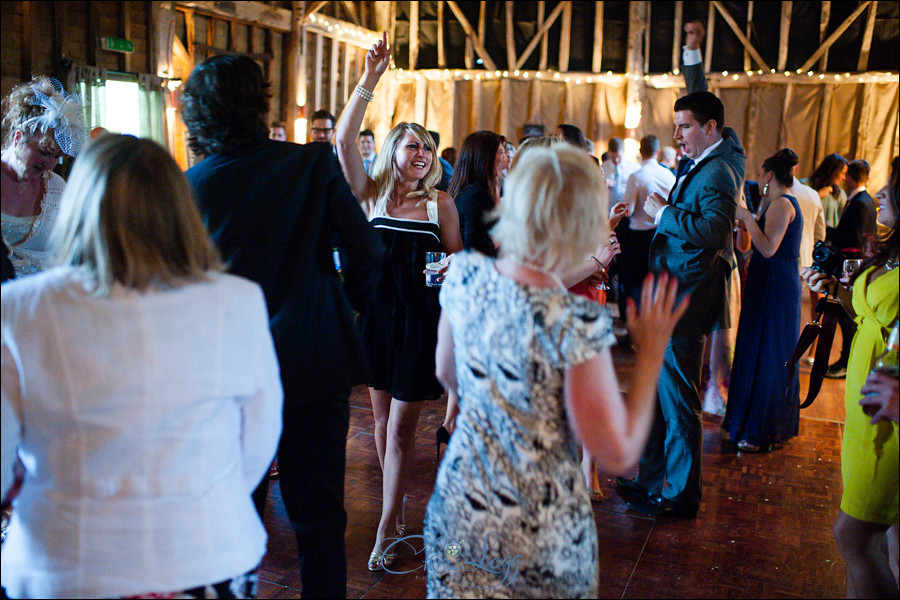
[
  {"left": 833, "top": 510, "right": 895, "bottom": 598},
  {"left": 368, "top": 387, "right": 393, "bottom": 472},
  {"left": 372, "top": 399, "right": 424, "bottom": 555},
  {"left": 441, "top": 389, "right": 460, "bottom": 434}
]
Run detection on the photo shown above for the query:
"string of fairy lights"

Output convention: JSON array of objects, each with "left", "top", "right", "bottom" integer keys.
[
  {"left": 388, "top": 67, "right": 897, "bottom": 87},
  {"left": 302, "top": 14, "right": 896, "bottom": 87}
]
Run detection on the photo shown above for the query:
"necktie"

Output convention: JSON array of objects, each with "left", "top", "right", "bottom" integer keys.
[
  {"left": 677, "top": 157, "right": 695, "bottom": 180},
  {"left": 364, "top": 158, "right": 372, "bottom": 174}
]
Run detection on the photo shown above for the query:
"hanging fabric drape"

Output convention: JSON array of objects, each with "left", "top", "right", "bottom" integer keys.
[
  {"left": 69, "top": 64, "right": 108, "bottom": 135},
  {"left": 365, "top": 71, "right": 898, "bottom": 192},
  {"left": 136, "top": 73, "right": 166, "bottom": 146}
]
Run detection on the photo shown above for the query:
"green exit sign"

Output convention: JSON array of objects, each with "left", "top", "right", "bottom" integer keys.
[{"left": 99, "top": 36, "right": 134, "bottom": 54}]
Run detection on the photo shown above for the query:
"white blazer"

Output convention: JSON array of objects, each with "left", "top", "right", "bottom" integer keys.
[{"left": 1, "top": 268, "right": 283, "bottom": 598}]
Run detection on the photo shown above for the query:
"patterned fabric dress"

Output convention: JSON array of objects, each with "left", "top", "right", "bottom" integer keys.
[
  {"left": 1, "top": 171, "right": 65, "bottom": 276},
  {"left": 424, "top": 252, "right": 615, "bottom": 598},
  {"left": 359, "top": 198, "right": 445, "bottom": 401}
]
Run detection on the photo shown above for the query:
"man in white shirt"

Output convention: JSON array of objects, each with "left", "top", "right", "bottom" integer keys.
[
  {"left": 618, "top": 135, "right": 676, "bottom": 307},
  {"left": 358, "top": 129, "right": 377, "bottom": 174},
  {"left": 660, "top": 145, "right": 679, "bottom": 175},
  {"left": 601, "top": 137, "right": 641, "bottom": 207}
]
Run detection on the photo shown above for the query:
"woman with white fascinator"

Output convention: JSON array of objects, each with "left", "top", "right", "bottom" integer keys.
[{"left": 1, "top": 76, "right": 86, "bottom": 277}]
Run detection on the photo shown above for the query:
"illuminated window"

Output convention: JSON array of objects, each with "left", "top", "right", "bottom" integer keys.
[{"left": 103, "top": 79, "right": 141, "bottom": 136}]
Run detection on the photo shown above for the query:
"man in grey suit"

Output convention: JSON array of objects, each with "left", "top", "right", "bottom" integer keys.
[{"left": 617, "top": 89, "right": 746, "bottom": 517}]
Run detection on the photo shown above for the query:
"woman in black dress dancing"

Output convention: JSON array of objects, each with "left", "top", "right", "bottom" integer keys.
[{"left": 335, "top": 32, "right": 462, "bottom": 571}]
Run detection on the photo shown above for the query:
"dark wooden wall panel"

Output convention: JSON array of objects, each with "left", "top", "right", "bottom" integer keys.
[{"left": 2, "top": 0, "right": 155, "bottom": 98}]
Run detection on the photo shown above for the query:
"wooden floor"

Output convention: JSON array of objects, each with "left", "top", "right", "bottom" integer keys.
[{"left": 256, "top": 297, "right": 850, "bottom": 599}]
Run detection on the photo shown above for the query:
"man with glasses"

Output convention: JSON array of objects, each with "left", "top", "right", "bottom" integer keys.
[{"left": 310, "top": 109, "right": 336, "bottom": 143}]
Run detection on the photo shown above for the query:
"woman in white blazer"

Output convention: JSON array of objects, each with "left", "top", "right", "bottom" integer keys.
[{"left": 0, "top": 134, "right": 283, "bottom": 599}]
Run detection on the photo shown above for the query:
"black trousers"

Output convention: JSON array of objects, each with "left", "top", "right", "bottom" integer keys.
[
  {"left": 253, "top": 390, "right": 350, "bottom": 599},
  {"left": 619, "top": 228, "right": 656, "bottom": 309}
]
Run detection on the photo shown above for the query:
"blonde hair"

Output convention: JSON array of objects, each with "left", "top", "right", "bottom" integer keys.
[
  {"left": 51, "top": 134, "right": 222, "bottom": 295},
  {"left": 491, "top": 145, "right": 609, "bottom": 272},
  {"left": 370, "top": 122, "right": 440, "bottom": 210},
  {"left": 2, "top": 76, "right": 63, "bottom": 153},
  {"left": 510, "top": 136, "right": 559, "bottom": 171}
]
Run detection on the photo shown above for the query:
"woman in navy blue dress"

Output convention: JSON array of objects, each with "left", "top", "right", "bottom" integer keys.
[{"left": 723, "top": 151, "right": 803, "bottom": 452}]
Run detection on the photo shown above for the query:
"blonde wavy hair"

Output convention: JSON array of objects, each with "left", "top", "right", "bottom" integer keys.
[
  {"left": 51, "top": 134, "right": 222, "bottom": 295},
  {"left": 491, "top": 145, "right": 609, "bottom": 272},
  {"left": 369, "top": 122, "right": 440, "bottom": 211},
  {"left": 1, "top": 76, "right": 65, "bottom": 154},
  {"left": 509, "top": 136, "right": 559, "bottom": 171}
]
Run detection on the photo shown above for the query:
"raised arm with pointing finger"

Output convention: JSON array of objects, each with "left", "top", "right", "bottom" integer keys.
[{"left": 335, "top": 32, "right": 392, "bottom": 214}]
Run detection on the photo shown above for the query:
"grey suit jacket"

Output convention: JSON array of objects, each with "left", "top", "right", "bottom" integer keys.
[{"left": 649, "top": 127, "right": 746, "bottom": 337}]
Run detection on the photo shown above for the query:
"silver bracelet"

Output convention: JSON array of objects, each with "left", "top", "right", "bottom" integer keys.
[{"left": 355, "top": 85, "right": 374, "bottom": 102}]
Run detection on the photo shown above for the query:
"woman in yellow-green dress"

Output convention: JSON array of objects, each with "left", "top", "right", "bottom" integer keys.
[{"left": 803, "top": 155, "right": 899, "bottom": 598}]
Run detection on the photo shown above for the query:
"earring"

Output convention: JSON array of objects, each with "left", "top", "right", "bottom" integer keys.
[{"left": 762, "top": 184, "right": 769, "bottom": 197}]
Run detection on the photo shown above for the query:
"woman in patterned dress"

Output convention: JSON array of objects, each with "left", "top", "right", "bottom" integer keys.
[
  {"left": 335, "top": 32, "right": 462, "bottom": 571},
  {"left": 425, "top": 146, "right": 687, "bottom": 598}
]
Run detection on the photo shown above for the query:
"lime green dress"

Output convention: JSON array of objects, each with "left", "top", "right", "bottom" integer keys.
[{"left": 840, "top": 266, "right": 899, "bottom": 524}]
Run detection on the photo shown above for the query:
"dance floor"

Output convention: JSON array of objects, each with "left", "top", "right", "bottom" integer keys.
[{"left": 257, "top": 299, "right": 848, "bottom": 599}]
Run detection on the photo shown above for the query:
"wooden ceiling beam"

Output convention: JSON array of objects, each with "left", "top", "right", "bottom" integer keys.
[
  {"left": 858, "top": 1, "right": 878, "bottom": 72},
  {"left": 446, "top": 1, "right": 497, "bottom": 71},
  {"left": 514, "top": 1, "right": 565, "bottom": 71},
  {"left": 801, "top": 1, "right": 871, "bottom": 72},
  {"left": 175, "top": 1, "right": 292, "bottom": 32},
  {"left": 778, "top": 2, "right": 792, "bottom": 72},
  {"left": 592, "top": 1, "right": 604, "bottom": 73},
  {"left": 711, "top": 1, "right": 770, "bottom": 71}
]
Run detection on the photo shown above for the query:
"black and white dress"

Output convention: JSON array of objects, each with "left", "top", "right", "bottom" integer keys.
[
  {"left": 424, "top": 252, "right": 615, "bottom": 598},
  {"left": 359, "top": 198, "right": 445, "bottom": 402}
]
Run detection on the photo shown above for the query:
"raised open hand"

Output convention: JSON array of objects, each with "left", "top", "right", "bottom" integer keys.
[
  {"left": 365, "top": 31, "right": 392, "bottom": 78},
  {"left": 626, "top": 272, "right": 690, "bottom": 357}
]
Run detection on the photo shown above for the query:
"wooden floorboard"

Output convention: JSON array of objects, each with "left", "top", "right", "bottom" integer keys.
[{"left": 258, "top": 296, "right": 849, "bottom": 598}]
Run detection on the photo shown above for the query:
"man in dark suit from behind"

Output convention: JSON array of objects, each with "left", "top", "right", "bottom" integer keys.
[
  {"left": 824, "top": 159, "right": 877, "bottom": 378},
  {"left": 181, "top": 54, "right": 383, "bottom": 598},
  {"left": 618, "top": 89, "right": 745, "bottom": 518}
]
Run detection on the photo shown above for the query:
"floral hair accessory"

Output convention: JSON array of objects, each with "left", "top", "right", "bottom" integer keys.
[{"left": 20, "top": 77, "right": 87, "bottom": 157}]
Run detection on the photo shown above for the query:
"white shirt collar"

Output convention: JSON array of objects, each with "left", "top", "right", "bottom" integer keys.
[{"left": 692, "top": 137, "right": 723, "bottom": 166}]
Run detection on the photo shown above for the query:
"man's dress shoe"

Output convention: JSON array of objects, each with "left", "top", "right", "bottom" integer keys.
[
  {"left": 614, "top": 477, "right": 649, "bottom": 501},
  {"left": 626, "top": 494, "right": 699, "bottom": 519}
]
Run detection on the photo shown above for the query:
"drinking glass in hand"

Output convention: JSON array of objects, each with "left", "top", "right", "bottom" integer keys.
[
  {"left": 425, "top": 252, "right": 447, "bottom": 287},
  {"left": 843, "top": 259, "right": 864, "bottom": 281}
]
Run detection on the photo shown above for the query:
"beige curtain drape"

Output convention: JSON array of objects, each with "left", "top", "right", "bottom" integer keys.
[{"left": 365, "top": 71, "right": 898, "bottom": 191}]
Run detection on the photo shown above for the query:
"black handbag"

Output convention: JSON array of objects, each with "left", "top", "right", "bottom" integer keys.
[{"left": 784, "top": 295, "right": 845, "bottom": 408}]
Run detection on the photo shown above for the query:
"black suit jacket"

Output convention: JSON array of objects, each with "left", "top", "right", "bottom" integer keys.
[
  {"left": 828, "top": 189, "right": 877, "bottom": 253},
  {"left": 1, "top": 240, "right": 14, "bottom": 283},
  {"left": 186, "top": 140, "right": 384, "bottom": 400}
]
